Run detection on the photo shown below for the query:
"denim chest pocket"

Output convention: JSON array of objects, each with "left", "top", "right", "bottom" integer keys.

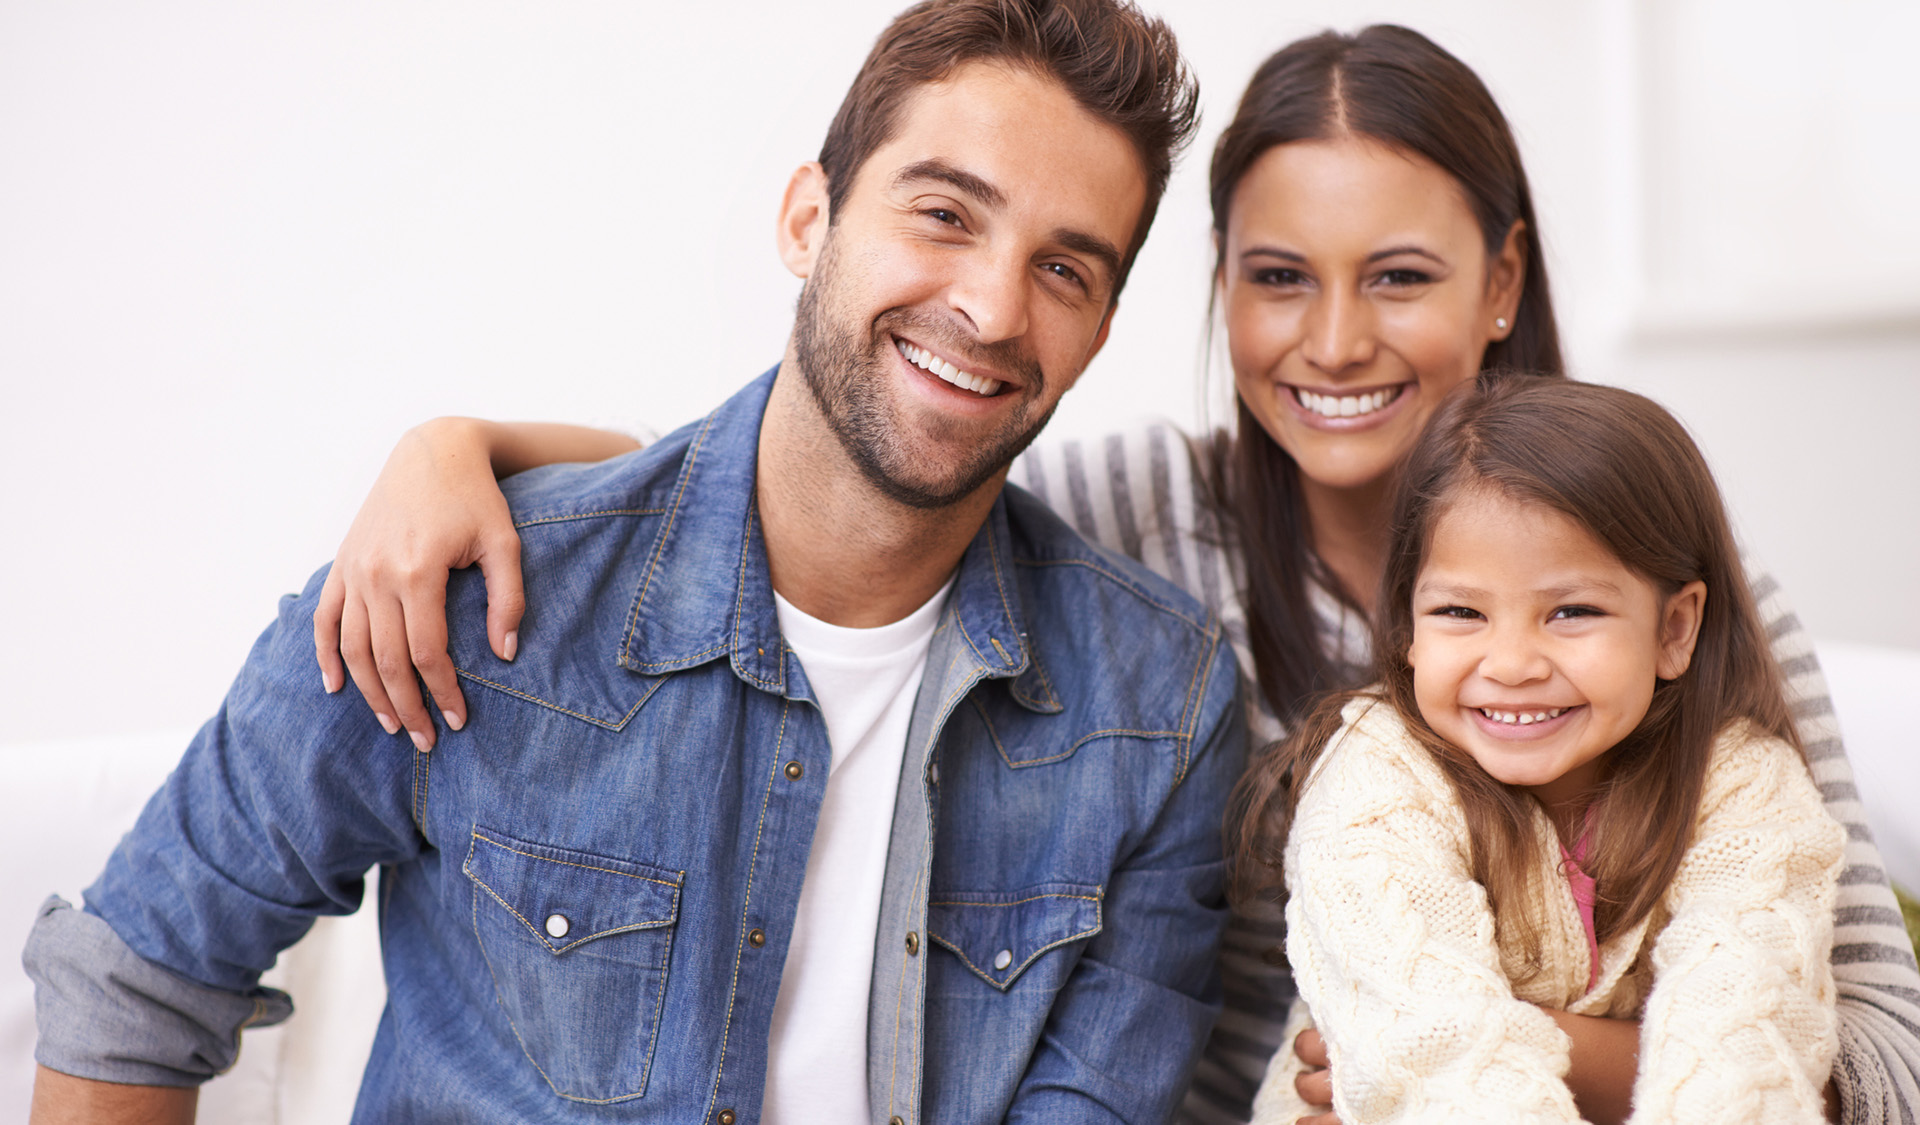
[
  {"left": 927, "top": 883, "right": 1103, "bottom": 992},
  {"left": 464, "top": 827, "right": 683, "bottom": 1104}
]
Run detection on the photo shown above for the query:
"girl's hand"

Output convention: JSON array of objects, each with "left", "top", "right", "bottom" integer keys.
[
  {"left": 314, "top": 418, "right": 524, "bottom": 752},
  {"left": 1291, "top": 1026, "right": 1340, "bottom": 1124}
]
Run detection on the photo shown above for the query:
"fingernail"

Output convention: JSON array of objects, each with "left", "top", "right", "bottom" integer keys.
[
  {"left": 443, "top": 709, "right": 463, "bottom": 732},
  {"left": 410, "top": 730, "right": 431, "bottom": 753},
  {"left": 322, "top": 672, "right": 340, "bottom": 695},
  {"left": 376, "top": 712, "right": 399, "bottom": 735},
  {"left": 503, "top": 631, "right": 518, "bottom": 662}
]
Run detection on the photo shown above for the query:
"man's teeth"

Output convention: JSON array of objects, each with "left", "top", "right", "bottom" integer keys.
[
  {"left": 897, "top": 340, "right": 1002, "bottom": 396},
  {"left": 1478, "top": 707, "right": 1569, "bottom": 726},
  {"left": 1294, "top": 386, "right": 1399, "bottom": 419}
]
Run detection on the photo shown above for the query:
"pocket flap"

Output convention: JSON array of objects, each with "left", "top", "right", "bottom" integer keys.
[
  {"left": 464, "top": 827, "right": 683, "bottom": 955},
  {"left": 926, "top": 883, "right": 1102, "bottom": 991}
]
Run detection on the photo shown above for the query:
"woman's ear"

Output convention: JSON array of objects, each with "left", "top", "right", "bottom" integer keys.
[
  {"left": 1486, "top": 219, "right": 1526, "bottom": 340},
  {"left": 1656, "top": 580, "right": 1708, "bottom": 680},
  {"left": 776, "top": 162, "right": 831, "bottom": 280}
]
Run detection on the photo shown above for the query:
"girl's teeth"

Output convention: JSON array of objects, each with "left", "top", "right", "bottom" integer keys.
[
  {"left": 897, "top": 340, "right": 1002, "bottom": 397},
  {"left": 1479, "top": 707, "right": 1567, "bottom": 725},
  {"left": 1293, "top": 387, "right": 1400, "bottom": 419}
]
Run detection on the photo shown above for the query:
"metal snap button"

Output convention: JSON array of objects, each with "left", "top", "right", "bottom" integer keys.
[
  {"left": 890, "top": 1117, "right": 905, "bottom": 1125},
  {"left": 719, "top": 1110, "right": 737, "bottom": 1125},
  {"left": 749, "top": 928, "right": 766, "bottom": 948},
  {"left": 544, "top": 913, "right": 570, "bottom": 939},
  {"left": 993, "top": 948, "right": 1012, "bottom": 971},
  {"left": 905, "top": 931, "right": 919, "bottom": 956},
  {"left": 785, "top": 760, "right": 803, "bottom": 780}
]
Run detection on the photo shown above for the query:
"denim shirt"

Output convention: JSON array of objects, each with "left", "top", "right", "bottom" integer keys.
[{"left": 28, "top": 369, "right": 1245, "bottom": 1124}]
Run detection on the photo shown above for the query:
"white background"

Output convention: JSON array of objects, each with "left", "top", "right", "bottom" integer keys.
[{"left": 3, "top": 0, "right": 1917, "bottom": 749}]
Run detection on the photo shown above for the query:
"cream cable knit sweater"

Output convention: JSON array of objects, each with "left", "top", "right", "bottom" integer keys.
[{"left": 1251, "top": 696, "right": 1846, "bottom": 1125}]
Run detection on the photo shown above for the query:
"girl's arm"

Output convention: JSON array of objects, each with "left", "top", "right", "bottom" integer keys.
[
  {"left": 1280, "top": 706, "right": 1583, "bottom": 1125},
  {"left": 312, "top": 418, "right": 640, "bottom": 751},
  {"left": 1628, "top": 729, "right": 1846, "bottom": 1123}
]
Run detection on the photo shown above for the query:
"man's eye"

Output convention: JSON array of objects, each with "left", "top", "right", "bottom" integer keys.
[
  {"left": 1042, "top": 261, "right": 1086, "bottom": 289},
  {"left": 924, "top": 208, "right": 962, "bottom": 226}
]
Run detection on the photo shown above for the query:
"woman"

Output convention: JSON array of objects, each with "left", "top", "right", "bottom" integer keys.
[{"left": 312, "top": 26, "right": 1920, "bottom": 1125}]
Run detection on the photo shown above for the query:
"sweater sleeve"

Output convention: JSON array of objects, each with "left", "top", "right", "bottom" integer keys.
[
  {"left": 1628, "top": 729, "right": 1846, "bottom": 1124},
  {"left": 1282, "top": 704, "right": 1581, "bottom": 1125},
  {"left": 1746, "top": 560, "right": 1920, "bottom": 1124}
]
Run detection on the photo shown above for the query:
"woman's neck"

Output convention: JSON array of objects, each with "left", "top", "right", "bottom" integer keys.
[{"left": 1298, "top": 472, "right": 1396, "bottom": 617}]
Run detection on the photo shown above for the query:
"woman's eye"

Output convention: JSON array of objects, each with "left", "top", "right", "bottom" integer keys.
[
  {"left": 1377, "top": 268, "right": 1432, "bottom": 287},
  {"left": 1251, "top": 267, "right": 1309, "bottom": 287}
]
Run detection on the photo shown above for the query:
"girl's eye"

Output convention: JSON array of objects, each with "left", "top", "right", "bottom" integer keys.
[
  {"left": 1431, "top": 605, "right": 1481, "bottom": 621},
  {"left": 1377, "top": 268, "right": 1432, "bottom": 287},
  {"left": 1550, "top": 605, "right": 1602, "bottom": 620}
]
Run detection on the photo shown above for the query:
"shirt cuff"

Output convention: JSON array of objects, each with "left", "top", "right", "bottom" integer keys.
[{"left": 23, "top": 895, "right": 294, "bottom": 1087}]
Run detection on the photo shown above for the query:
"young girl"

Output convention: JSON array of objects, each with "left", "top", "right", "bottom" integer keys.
[{"left": 1240, "top": 374, "right": 1846, "bottom": 1125}]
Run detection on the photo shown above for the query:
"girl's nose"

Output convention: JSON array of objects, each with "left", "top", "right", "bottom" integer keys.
[{"left": 1480, "top": 628, "right": 1551, "bottom": 686}]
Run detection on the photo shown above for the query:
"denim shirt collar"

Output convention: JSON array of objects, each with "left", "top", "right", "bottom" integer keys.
[{"left": 617, "top": 367, "right": 1055, "bottom": 710}]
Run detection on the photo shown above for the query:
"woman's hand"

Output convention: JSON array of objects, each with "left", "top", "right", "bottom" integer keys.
[
  {"left": 1291, "top": 1025, "right": 1339, "bottom": 1124},
  {"left": 314, "top": 418, "right": 524, "bottom": 751}
]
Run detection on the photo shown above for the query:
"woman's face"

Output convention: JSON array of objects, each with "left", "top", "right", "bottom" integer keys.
[{"left": 1221, "top": 137, "right": 1525, "bottom": 494}]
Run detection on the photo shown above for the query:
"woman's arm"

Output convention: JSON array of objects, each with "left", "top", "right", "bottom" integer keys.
[
  {"left": 312, "top": 418, "right": 639, "bottom": 751},
  {"left": 1748, "top": 562, "right": 1920, "bottom": 1124}
]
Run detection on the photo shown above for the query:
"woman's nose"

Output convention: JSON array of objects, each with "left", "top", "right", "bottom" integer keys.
[{"left": 1300, "top": 288, "right": 1376, "bottom": 375}]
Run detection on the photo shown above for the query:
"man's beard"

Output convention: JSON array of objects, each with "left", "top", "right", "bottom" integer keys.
[{"left": 791, "top": 237, "right": 1056, "bottom": 510}]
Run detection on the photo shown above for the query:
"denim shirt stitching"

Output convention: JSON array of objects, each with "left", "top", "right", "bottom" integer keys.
[
  {"left": 886, "top": 854, "right": 927, "bottom": 1123},
  {"left": 620, "top": 409, "right": 718, "bottom": 670},
  {"left": 512, "top": 508, "right": 668, "bottom": 529},
  {"left": 463, "top": 835, "right": 680, "bottom": 953},
  {"left": 453, "top": 669, "right": 667, "bottom": 730},
  {"left": 1012, "top": 555, "right": 1211, "bottom": 633},
  {"left": 410, "top": 740, "right": 431, "bottom": 834},
  {"left": 1171, "top": 623, "right": 1223, "bottom": 784},
  {"left": 725, "top": 504, "right": 787, "bottom": 694},
  {"left": 703, "top": 698, "right": 793, "bottom": 1125},
  {"left": 926, "top": 919, "right": 1103, "bottom": 989}
]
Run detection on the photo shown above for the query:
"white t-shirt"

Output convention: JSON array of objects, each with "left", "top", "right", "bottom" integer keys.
[{"left": 760, "top": 577, "right": 952, "bottom": 1125}]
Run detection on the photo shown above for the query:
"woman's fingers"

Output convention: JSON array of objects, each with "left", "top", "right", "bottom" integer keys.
[
  {"left": 314, "top": 568, "right": 349, "bottom": 695},
  {"left": 339, "top": 588, "right": 403, "bottom": 741},
  {"left": 1293, "top": 1026, "right": 1338, "bottom": 1122},
  {"left": 478, "top": 526, "right": 525, "bottom": 663},
  {"left": 367, "top": 593, "right": 436, "bottom": 752},
  {"left": 401, "top": 570, "right": 464, "bottom": 734},
  {"left": 1294, "top": 1026, "right": 1330, "bottom": 1068}
]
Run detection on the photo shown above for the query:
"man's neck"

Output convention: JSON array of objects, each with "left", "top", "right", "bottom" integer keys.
[{"left": 755, "top": 359, "right": 1001, "bottom": 628}]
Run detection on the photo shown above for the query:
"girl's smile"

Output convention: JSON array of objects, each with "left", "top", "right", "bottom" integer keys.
[{"left": 1407, "top": 488, "right": 1706, "bottom": 813}]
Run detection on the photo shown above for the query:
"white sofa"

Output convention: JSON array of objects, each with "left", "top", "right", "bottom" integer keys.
[{"left": 4, "top": 643, "right": 1915, "bottom": 1122}]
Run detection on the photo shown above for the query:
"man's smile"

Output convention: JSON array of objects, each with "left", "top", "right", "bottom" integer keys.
[{"left": 895, "top": 336, "right": 1007, "bottom": 397}]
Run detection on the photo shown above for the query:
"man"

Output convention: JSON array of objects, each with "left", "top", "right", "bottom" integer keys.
[{"left": 26, "top": 1, "right": 1242, "bottom": 1122}]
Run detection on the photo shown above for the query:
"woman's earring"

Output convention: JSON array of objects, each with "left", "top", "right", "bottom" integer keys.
[{"left": 1494, "top": 316, "right": 1510, "bottom": 332}]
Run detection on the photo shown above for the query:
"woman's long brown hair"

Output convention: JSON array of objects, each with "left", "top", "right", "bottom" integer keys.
[
  {"left": 1232, "top": 374, "right": 1802, "bottom": 965},
  {"left": 1205, "top": 26, "right": 1565, "bottom": 726}
]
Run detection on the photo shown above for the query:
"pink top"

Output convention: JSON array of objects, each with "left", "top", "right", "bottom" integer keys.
[{"left": 1559, "top": 830, "right": 1601, "bottom": 993}]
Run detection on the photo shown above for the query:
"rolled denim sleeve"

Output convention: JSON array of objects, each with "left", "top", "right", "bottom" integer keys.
[
  {"left": 1008, "top": 634, "right": 1248, "bottom": 1124},
  {"left": 25, "top": 572, "right": 424, "bottom": 1083},
  {"left": 24, "top": 896, "right": 292, "bottom": 1085}
]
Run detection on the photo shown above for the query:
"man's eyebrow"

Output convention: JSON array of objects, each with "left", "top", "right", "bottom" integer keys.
[
  {"left": 892, "top": 159, "right": 1006, "bottom": 209},
  {"left": 1052, "top": 227, "right": 1123, "bottom": 291}
]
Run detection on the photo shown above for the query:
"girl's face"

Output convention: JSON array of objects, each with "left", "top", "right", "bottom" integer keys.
[
  {"left": 1406, "top": 490, "right": 1706, "bottom": 809},
  {"left": 1221, "top": 137, "right": 1525, "bottom": 494}
]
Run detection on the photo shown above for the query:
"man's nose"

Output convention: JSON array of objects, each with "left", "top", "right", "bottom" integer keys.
[
  {"left": 1300, "top": 287, "right": 1376, "bottom": 375},
  {"left": 948, "top": 251, "right": 1031, "bottom": 345}
]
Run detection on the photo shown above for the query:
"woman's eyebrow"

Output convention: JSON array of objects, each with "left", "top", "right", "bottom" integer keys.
[
  {"left": 1240, "top": 246, "right": 1306, "bottom": 263},
  {"left": 1366, "top": 245, "right": 1445, "bottom": 265}
]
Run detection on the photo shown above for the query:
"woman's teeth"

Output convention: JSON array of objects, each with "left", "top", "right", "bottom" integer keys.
[
  {"left": 1479, "top": 707, "right": 1569, "bottom": 726},
  {"left": 1293, "top": 386, "right": 1400, "bottom": 418},
  {"left": 898, "top": 340, "right": 1002, "bottom": 396}
]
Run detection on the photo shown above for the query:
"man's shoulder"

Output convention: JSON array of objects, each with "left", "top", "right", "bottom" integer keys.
[{"left": 1001, "top": 480, "right": 1219, "bottom": 644}]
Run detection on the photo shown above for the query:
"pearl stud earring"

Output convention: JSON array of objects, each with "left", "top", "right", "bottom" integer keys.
[{"left": 1495, "top": 316, "right": 1509, "bottom": 331}]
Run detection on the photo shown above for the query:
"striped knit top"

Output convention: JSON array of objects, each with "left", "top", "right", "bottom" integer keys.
[{"left": 1009, "top": 424, "right": 1920, "bottom": 1125}]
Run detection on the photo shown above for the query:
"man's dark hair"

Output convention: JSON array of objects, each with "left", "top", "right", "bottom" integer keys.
[{"left": 817, "top": 0, "right": 1199, "bottom": 296}]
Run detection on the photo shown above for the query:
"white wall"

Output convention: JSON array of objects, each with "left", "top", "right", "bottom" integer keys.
[{"left": 3, "top": 0, "right": 1916, "bottom": 749}]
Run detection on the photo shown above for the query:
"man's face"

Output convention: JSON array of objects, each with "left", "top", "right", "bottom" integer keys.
[{"left": 789, "top": 61, "right": 1148, "bottom": 509}]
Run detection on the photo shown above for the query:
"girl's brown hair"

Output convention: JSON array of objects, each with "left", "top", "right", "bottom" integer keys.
[
  {"left": 1232, "top": 374, "right": 1800, "bottom": 962},
  {"left": 1206, "top": 26, "right": 1564, "bottom": 724}
]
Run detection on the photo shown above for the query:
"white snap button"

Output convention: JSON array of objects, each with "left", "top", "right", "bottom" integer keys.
[
  {"left": 993, "top": 949, "right": 1013, "bottom": 971},
  {"left": 545, "top": 913, "right": 571, "bottom": 939},
  {"left": 930, "top": 762, "right": 940, "bottom": 784}
]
